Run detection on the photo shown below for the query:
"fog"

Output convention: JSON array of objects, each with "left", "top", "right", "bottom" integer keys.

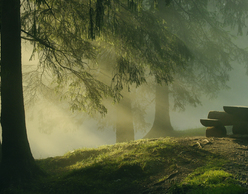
[
  {"left": 172, "top": 34, "right": 248, "bottom": 130},
  {"left": 18, "top": 32, "right": 248, "bottom": 159},
  {"left": 22, "top": 44, "right": 117, "bottom": 159},
  {"left": 172, "top": 65, "right": 248, "bottom": 130}
]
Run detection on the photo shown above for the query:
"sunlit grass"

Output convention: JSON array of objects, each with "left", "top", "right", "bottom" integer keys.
[
  {"left": 170, "top": 169, "right": 245, "bottom": 194},
  {"left": 168, "top": 157, "right": 245, "bottom": 194},
  {"left": 36, "top": 138, "right": 179, "bottom": 194},
  {"left": 39, "top": 138, "right": 177, "bottom": 175},
  {"left": 2, "top": 128, "right": 246, "bottom": 194}
]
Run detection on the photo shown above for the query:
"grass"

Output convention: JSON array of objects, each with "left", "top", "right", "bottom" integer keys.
[
  {"left": 174, "top": 127, "right": 206, "bottom": 137},
  {"left": 169, "top": 159, "right": 245, "bottom": 194},
  {"left": 36, "top": 138, "right": 178, "bottom": 194},
  {"left": 1, "top": 127, "right": 246, "bottom": 194}
]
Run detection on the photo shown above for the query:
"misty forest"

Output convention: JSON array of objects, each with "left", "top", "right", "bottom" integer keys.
[{"left": 1, "top": 0, "right": 248, "bottom": 193}]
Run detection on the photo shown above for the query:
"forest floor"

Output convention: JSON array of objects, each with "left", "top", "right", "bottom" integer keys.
[
  {"left": 145, "top": 135, "right": 248, "bottom": 193},
  {"left": 2, "top": 129, "right": 248, "bottom": 194}
]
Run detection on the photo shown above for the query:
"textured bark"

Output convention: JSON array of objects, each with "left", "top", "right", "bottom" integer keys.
[
  {"left": 0, "top": 141, "right": 1, "bottom": 162},
  {"left": 116, "top": 90, "right": 134, "bottom": 143},
  {"left": 144, "top": 84, "right": 173, "bottom": 138},
  {"left": 0, "top": 0, "right": 44, "bottom": 186}
]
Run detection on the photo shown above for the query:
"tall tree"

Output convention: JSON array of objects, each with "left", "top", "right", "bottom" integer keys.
[
  {"left": 21, "top": 0, "right": 192, "bottom": 143},
  {"left": 143, "top": 0, "right": 248, "bottom": 138},
  {"left": 0, "top": 0, "right": 44, "bottom": 186}
]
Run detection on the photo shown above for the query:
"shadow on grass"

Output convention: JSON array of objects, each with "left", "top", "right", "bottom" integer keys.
[
  {"left": 35, "top": 138, "right": 230, "bottom": 194},
  {"left": 2, "top": 135, "right": 247, "bottom": 194}
]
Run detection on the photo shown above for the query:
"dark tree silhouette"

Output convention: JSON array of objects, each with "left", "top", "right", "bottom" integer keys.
[{"left": 0, "top": 0, "right": 44, "bottom": 186}]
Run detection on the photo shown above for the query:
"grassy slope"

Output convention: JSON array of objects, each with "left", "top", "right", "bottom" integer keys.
[
  {"left": 173, "top": 127, "right": 206, "bottom": 137},
  {"left": 2, "top": 128, "right": 247, "bottom": 194}
]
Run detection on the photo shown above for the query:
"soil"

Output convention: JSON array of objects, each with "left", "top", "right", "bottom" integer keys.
[{"left": 142, "top": 135, "right": 248, "bottom": 194}]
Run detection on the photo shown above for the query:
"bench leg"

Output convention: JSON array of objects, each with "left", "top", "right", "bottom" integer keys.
[
  {"left": 232, "top": 122, "right": 248, "bottom": 134},
  {"left": 206, "top": 126, "right": 227, "bottom": 137}
]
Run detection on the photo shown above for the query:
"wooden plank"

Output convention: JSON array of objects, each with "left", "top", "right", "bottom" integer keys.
[
  {"left": 200, "top": 119, "right": 222, "bottom": 127},
  {"left": 223, "top": 106, "right": 248, "bottom": 120},
  {"left": 223, "top": 106, "right": 248, "bottom": 115},
  {"left": 207, "top": 111, "right": 239, "bottom": 125}
]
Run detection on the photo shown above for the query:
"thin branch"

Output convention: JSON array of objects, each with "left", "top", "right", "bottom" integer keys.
[{"left": 21, "top": 29, "right": 55, "bottom": 50}]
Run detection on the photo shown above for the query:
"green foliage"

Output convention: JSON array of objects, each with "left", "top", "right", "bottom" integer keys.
[
  {"left": 23, "top": 0, "right": 248, "bottom": 115},
  {"left": 18, "top": 0, "right": 248, "bottom": 117},
  {"left": 22, "top": 0, "right": 118, "bottom": 115},
  {"left": 21, "top": 0, "right": 192, "bottom": 115},
  {"left": 216, "top": 0, "right": 248, "bottom": 36},
  {"left": 158, "top": 0, "right": 248, "bottom": 110}
]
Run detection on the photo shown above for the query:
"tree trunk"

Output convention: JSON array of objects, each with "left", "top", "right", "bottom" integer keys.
[
  {"left": 116, "top": 90, "right": 134, "bottom": 143},
  {"left": 0, "top": 141, "right": 2, "bottom": 162},
  {"left": 143, "top": 84, "right": 174, "bottom": 138},
  {"left": 0, "top": 0, "right": 44, "bottom": 186}
]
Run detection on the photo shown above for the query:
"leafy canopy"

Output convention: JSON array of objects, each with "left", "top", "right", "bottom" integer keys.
[{"left": 21, "top": 0, "right": 192, "bottom": 114}]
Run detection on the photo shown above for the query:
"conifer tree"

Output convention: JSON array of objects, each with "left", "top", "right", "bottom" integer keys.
[
  {"left": 144, "top": 0, "right": 248, "bottom": 138},
  {"left": 0, "top": 0, "right": 45, "bottom": 186},
  {"left": 0, "top": 1, "right": 191, "bottom": 183},
  {"left": 21, "top": 0, "right": 191, "bottom": 142}
]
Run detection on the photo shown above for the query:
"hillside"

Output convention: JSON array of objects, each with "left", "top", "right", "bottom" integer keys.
[{"left": 2, "top": 129, "right": 248, "bottom": 194}]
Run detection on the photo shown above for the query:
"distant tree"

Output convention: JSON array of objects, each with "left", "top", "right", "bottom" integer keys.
[
  {"left": 21, "top": 0, "right": 192, "bottom": 142},
  {"left": 144, "top": 0, "right": 248, "bottom": 138},
  {"left": 144, "top": 84, "right": 173, "bottom": 138}
]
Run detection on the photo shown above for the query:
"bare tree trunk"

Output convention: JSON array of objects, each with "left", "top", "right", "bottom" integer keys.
[
  {"left": 143, "top": 84, "right": 173, "bottom": 138},
  {"left": 0, "top": 141, "right": 2, "bottom": 162},
  {"left": 0, "top": 0, "right": 44, "bottom": 186},
  {"left": 116, "top": 90, "right": 134, "bottom": 143}
]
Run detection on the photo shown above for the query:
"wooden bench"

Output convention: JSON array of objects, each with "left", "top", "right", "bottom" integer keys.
[{"left": 200, "top": 106, "right": 248, "bottom": 137}]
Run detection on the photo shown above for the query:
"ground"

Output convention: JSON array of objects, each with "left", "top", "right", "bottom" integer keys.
[
  {"left": 2, "top": 132, "right": 248, "bottom": 194},
  {"left": 143, "top": 135, "right": 248, "bottom": 193}
]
